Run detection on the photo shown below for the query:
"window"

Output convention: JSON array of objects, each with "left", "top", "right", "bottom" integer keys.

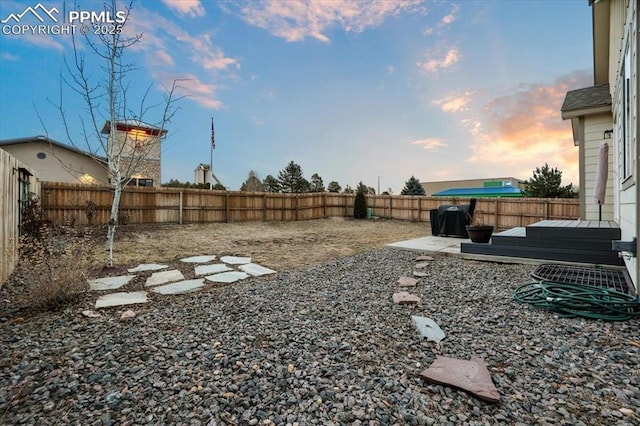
[{"left": 621, "top": 46, "right": 632, "bottom": 180}]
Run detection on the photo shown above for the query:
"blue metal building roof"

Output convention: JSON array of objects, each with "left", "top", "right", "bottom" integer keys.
[{"left": 432, "top": 186, "right": 524, "bottom": 197}]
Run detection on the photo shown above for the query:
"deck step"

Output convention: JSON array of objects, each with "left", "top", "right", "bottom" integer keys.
[
  {"left": 525, "top": 220, "right": 620, "bottom": 240},
  {"left": 461, "top": 220, "right": 623, "bottom": 265},
  {"left": 460, "top": 243, "right": 622, "bottom": 265}
]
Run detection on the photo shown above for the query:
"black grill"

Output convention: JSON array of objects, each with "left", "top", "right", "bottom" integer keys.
[{"left": 531, "top": 264, "right": 635, "bottom": 296}]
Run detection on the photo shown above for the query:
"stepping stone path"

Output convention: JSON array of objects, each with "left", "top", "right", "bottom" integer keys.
[
  {"left": 90, "top": 255, "right": 277, "bottom": 310},
  {"left": 392, "top": 254, "right": 499, "bottom": 403}
]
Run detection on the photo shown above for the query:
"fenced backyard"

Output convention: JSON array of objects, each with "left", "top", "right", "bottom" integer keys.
[{"left": 40, "top": 182, "right": 580, "bottom": 229}]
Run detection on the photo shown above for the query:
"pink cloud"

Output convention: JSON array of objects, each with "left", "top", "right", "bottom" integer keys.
[
  {"left": 433, "top": 91, "right": 475, "bottom": 113},
  {"left": 411, "top": 138, "right": 448, "bottom": 150},
  {"left": 162, "top": 0, "right": 205, "bottom": 17},
  {"left": 417, "top": 47, "right": 460, "bottom": 73},
  {"left": 464, "top": 71, "right": 593, "bottom": 184},
  {"left": 225, "top": 0, "right": 423, "bottom": 43}
]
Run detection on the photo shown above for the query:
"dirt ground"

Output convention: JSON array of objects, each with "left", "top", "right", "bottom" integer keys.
[{"left": 104, "top": 218, "right": 431, "bottom": 271}]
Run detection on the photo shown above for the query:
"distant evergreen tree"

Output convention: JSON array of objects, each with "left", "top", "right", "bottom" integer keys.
[
  {"left": 310, "top": 173, "right": 325, "bottom": 192},
  {"left": 343, "top": 185, "right": 354, "bottom": 194},
  {"left": 353, "top": 185, "right": 368, "bottom": 219},
  {"left": 401, "top": 176, "right": 426, "bottom": 195},
  {"left": 240, "top": 170, "right": 264, "bottom": 192},
  {"left": 263, "top": 175, "right": 281, "bottom": 192},
  {"left": 327, "top": 181, "right": 342, "bottom": 193},
  {"left": 278, "top": 161, "right": 308, "bottom": 193},
  {"left": 524, "top": 163, "right": 576, "bottom": 198}
]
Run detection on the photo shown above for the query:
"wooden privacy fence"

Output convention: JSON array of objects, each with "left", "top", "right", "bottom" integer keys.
[{"left": 40, "top": 182, "right": 580, "bottom": 228}]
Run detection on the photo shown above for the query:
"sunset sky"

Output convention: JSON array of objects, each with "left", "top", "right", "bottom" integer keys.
[{"left": 0, "top": 0, "right": 593, "bottom": 192}]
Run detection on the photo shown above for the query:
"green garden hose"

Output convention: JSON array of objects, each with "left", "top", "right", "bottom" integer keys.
[{"left": 513, "top": 281, "right": 640, "bottom": 321}]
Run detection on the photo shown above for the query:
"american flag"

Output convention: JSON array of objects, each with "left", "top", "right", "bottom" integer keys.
[{"left": 211, "top": 117, "right": 215, "bottom": 149}]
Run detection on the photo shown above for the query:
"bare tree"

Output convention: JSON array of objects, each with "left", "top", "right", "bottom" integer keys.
[{"left": 52, "top": 1, "right": 181, "bottom": 266}]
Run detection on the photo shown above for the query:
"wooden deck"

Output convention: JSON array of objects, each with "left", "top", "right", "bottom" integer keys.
[{"left": 461, "top": 220, "right": 622, "bottom": 266}]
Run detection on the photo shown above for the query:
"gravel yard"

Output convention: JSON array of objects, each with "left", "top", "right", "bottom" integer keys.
[{"left": 1, "top": 243, "right": 639, "bottom": 425}]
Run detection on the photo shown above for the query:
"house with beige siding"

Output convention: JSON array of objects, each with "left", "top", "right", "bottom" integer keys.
[
  {"left": 563, "top": 0, "right": 638, "bottom": 289},
  {"left": 0, "top": 136, "right": 108, "bottom": 184}
]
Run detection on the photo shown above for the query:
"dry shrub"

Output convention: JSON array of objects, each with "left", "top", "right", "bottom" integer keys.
[{"left": 18, "top": 199, "right": 92, "bottom": 311}]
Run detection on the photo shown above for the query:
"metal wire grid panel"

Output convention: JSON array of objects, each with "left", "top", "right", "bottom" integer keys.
[{"left": 531, "top": 264, "right": 635, "bottom": 296}]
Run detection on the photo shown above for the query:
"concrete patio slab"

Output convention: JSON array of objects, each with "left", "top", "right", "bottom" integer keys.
[
  {"left": 220, "top": 256, "right": 252, "bottom": 265},
  {"left": 387, "top": 236, "right": 467, "bottom": 253},
  {"left": 239, "top": 263, "right": 276, "bottom": 276},
  {"left": 128, "top": 263, "right": 168, "bottom": 273},
  {"left": 151, "top": 279, "right": 205, "bottom": 295},
  {"left": 145, "top": 269, "right": 185, "bottom": 287},
  {"left": 180, "top": 255, "right": 217, "bottom": 263},
  {"left": 205, "top": 271, "right": 250, "bottom": 283},
  {"left": 95, "top": 291, "right": 148, "bottom": 309},
  {"left": 89, "top": 275, "right": 135, "bottom": 291},
  {"left": 195, "top": 263, "right": 233, "bottom": 276}
]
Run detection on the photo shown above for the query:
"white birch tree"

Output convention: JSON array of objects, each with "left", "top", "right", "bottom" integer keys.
[{"left": 53, "top": 1, "right": 181, "bottom": 266}]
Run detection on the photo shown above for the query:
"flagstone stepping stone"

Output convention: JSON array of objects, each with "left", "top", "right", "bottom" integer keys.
[
  {"left": 180, "top": 255, "right": 217, "bottom": 263},
  {"left": 195, "top": 263, "right": 233, "bottom": 276},
  {"left": 89, "top": 275, "right": 135, "bottom": 291},
  {"left": 415, "top": 255, "right": 435, "bottom": 261},
  {"left": 128, "top": 263, "right": 168, "bottom": 273},
  {"left": 419, "top": 356, "right": 500, "bottom": 403},
  {"left": 412, "top": 315, "right": 446, "bottom": 342},
  {"left": 151, "top": 279, "right": 205, "bottom": 295},
  {"left": 145, "top": 269, "right": 185, "bottom": 287},
  {"left": 220, "top": 256, "right": 252, "bottom": 265},
  {"left": 239, "top": 263, "right": 276, "bottom": 277},
  {"left": 413, "top": 271, "right": 428, "bottom": 277},
  {"left": 414, "top": 261, "right": 430, "bottom": 269},
  {"left": 397, "top": 276, "right": 419, "bottom": 288},
  {"left": 392, "top": 291, "right": 421, "bottom": 305},
  {"left": 95, "top": 291, "right": 148, "bottom": 309},
  {"left": 205, "top": 271, "right": 250, "bottom": 284}
]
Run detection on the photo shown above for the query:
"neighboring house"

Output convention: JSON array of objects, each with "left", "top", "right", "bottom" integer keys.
[
  {"left": 561, "top": 84, "right": 614, "bottom": 220},
  {"left": 422, "top": 177, "right": 525, "bottom": 197},
  {"left": 564, "top": 0, "right": 638, "bottom": 288},
  {"left": 432, "top": 186, "right": 524, "bottom": 198},
  {"left": 0, "top": 136, "right": 108, "bottom": 184},
  {"left": 101, "top": 120, "right": 167, "bottom": 187}
]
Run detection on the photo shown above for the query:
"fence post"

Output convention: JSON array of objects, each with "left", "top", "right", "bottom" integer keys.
[
  {"left": 494, "top": 198, "right": 499, "bottom": 228},
  {"left": 179, "top": 190, "right": 183, "bottom": 225},
  {"left": 295, "top": 195, "right": 299, "bottom": 221},
  {"left": 389, "top": 196, "right": 393, "bottom": 220},
  {"left": 225, "top": 192, "right": 230, "bottom": 223},
  {"left": 545, "top": 200, "right": 549, "bottom": 220},
  {"left": 263, "top": 193, "right": 267, "bottom": 222}
]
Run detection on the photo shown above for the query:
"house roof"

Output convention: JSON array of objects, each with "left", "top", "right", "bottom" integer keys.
[
  {"left": 101, "top": 120, "right": 167, "bottom": 135},
  {"left": 432, "top": 186, "right": 524, "bottom": 198},
  {"left": 0, "top": 135, "right": 107, "bottom": 163},
  {"left": 561, "top": 84, "right": 611, "bottom": 118}
]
